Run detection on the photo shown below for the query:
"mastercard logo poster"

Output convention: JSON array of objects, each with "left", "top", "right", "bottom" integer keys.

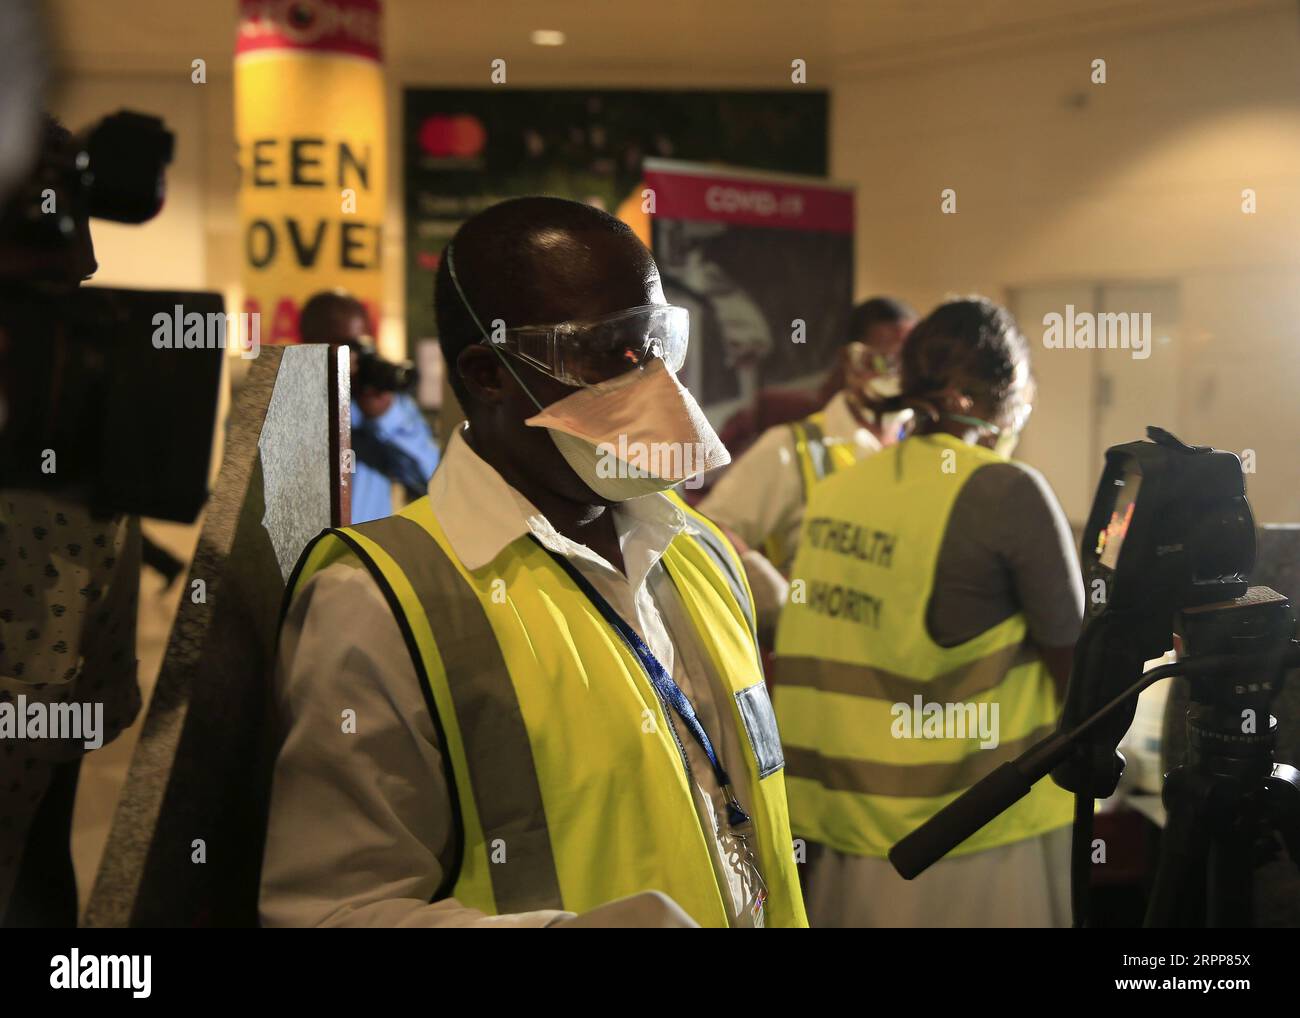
[{"left": 417, "top": 115, "right": 487, "bottom": 162}]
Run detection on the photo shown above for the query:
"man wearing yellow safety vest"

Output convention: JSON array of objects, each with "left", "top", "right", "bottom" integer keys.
[
  {"left": 774, "top": 298, "right": 1081, "bottom": 927},
  {"left": 700, "top": 298, "right": 915, "bottom": 577},
  {"left": 261, "top": 196, "right": 807, "bottom": 928}
]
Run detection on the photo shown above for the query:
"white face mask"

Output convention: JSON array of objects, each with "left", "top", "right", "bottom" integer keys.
[
  {"left": 993, "top": 399, "right": 1033, "bottom": 459},
  {"left": 992, "top": 428, "right": 1022, "bottom": 459},
  {"left": 519, "top": 358, "right": 731, "bottom": 502},
  {"left": 942, "top": 408, "right": 1027, "bottom": 459},
  {"left": 865, "top": 372, "right": 901, "bottom": 400}
]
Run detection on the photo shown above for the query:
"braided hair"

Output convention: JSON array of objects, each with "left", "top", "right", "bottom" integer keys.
[{"left": 871, "top": 296, "right": 1032, "bottom": 433}]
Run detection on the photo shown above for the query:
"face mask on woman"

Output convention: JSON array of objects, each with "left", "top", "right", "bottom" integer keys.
[{"left": 941, "top": 398, "right": 1032, "bottom": 459}]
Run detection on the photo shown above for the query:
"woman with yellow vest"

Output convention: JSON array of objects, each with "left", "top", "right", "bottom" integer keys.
[
  {"left": 700, "top": 297, "right": 915, "bottom": 577},
  {"left": 773, "top": 297, "right": 1081, "bottom": 927},
  {"left": 262, "top": 197, "right": 806, "bottom": 928}
]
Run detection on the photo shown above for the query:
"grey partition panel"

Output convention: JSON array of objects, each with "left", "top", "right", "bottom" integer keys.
[{"left": 84, "top": 345, "right": 334, "bottom": 927}]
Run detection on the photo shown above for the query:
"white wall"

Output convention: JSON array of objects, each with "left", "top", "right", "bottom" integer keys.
[
  {"left": 49, "top": 1, "right": 1300, "bottom": 523},
  {"left": 831, "top": 1, "right": 1300, "bottom": 524}
]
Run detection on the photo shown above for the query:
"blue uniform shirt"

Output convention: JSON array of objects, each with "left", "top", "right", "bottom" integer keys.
[{"left": 350, "top": 393, "right": 441, "bottom": 524}]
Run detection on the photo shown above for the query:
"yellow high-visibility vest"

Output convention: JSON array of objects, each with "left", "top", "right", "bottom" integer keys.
[
  {"left": 287, "top": 494, "right": 808, "bottom": 927},
  {"left": 763, "top": 410, "right": 860, "bottom": 571},
  {"left": 773, "top": 433, "right": 1073, "bottom": 858}
]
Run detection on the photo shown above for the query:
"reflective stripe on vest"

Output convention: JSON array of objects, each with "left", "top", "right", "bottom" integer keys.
[
  {"left": 766, "top": 412, "right": 860, "bottom": 571},
  {"left": 772, "top": 434, "right": 1073, "bottom": 859},
  {"left": 286, "top": 494, "right": 809, "bottom": 927},
  {"left": 665, "top": 489, "right": 759, "bottom": 651},
  {"left": 783, "top": 723, "right": 1054, "bottom": 798},
  {"left": 789, "top": 412, "right": 857, "bottom": 503},
  {"left": 776, "top": 642, "right": 1037, "bottom": 705},
  {"left": 337, "top": 513, "right": 564, "bottom": 913}
]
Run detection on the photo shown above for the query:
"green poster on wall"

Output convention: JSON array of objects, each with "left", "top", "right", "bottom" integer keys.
[{"left": 403, "top": 88, "right": 828, "bottom": 353}]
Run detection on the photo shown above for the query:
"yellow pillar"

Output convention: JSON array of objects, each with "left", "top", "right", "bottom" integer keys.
[{"left": 235, "top": 0, "right": 386, "bottom": 343}]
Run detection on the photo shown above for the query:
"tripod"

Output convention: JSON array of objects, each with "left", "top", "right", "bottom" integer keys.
[
  {"left": 1145, "top": 701, "right": 1300, "bottom": 926},
  {"left": 890, "top": 588, "right": 1300, "bottom": 930},
  {"left": 890, "top": 427, "right": 1298, "bottom": 927}
]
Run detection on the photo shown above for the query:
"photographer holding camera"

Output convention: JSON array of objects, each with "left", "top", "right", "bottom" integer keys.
[
  {"left": 0, "top": 115, "right": 144, "bottom": 927},
  {"left": 299, "top": 291, "right": 440, "bottom": 523}
]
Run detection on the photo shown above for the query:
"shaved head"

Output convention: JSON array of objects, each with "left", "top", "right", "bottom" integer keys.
[
  {"left": 432, "top": 195, "right": 666, "bottom": 507},
  {"left": 435, "top": 196, "right": 661, "bottom": 406}
]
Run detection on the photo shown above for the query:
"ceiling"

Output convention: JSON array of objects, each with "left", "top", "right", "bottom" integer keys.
[{"left": 45, "top": 0, "right": 1276, "bottom": 81}]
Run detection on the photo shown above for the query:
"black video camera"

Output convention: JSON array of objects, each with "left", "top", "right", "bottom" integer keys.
[
  {"left": 1054, "top": 427, "right": 1258, "bottom": 791},
  {"left": 1058, "top": 428, "right": 1299, "bottom": 927},
  {"left": 0, "top": 286, "right": 224, "bottom": 521},
  {"left": 353, "top": 345, "right": 416, "bottom": 395},
  {"left": 1081, "top": 426, "right": 1255, "bottom": 616},
  {"left": 0, "top": 110, "right": 174, "bottom": 248},
  {"left": 890, "top": 427, "right": 1298, "bottom": 913},
  {"left": 0, "top": 110, "right": 223, "bottom": 522}
]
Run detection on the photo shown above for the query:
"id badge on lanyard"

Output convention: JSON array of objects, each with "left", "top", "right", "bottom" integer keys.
[
  {"left": 534, "top": 537, "right": 767, "bottom": 926},
  {"left": 729, "top": 812, "right": 768, "bottom": 928}
]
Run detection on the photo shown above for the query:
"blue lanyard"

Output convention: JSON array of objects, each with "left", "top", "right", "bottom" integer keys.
[{"left": 531, "top": 537, "right": 750, "bottom": 828}]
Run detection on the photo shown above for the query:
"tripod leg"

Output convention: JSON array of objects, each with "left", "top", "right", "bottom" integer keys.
[
  {"left": 1145, "top": 768, "right": 1211, "bottom": 927},
  {"left": 1206, "top": 822, "right": 1255, "bottom": 927},
  {"left": 1263, "top": 763, "right": 1300, "bottom": 869},
  {"left": 1070, "top": 793, "right": 1092, "bottom": 928}
]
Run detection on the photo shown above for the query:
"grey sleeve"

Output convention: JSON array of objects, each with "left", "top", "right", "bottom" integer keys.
[
  {"left": 995, "top": 463, "right": 1084, "bottom": 646},
  {"left": 929, "top": 462, "right": 1084, "bottom": 649},
  {"left": 261, "top": 560, "right": 569, "bottom": 927},
  {"left": 977, "top": 462, "right": 1084, "bottom": 646}
]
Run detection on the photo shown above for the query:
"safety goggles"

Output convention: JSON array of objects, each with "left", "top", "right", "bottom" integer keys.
[{"left": 485, "top": 303, "right": 690, "bottom": 387}]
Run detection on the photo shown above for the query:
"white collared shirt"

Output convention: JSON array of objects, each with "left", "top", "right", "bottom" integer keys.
[
  {"left": 700, "top": 390, "right": 880, "bottom": 572},
  {"left": 260, "top": 426, "right": 764, "bottom": 927}
]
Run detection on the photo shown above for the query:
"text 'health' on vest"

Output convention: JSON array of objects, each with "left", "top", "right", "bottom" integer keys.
[{"left": 804, "top": 516, "right": 897, "bottom": 566}]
